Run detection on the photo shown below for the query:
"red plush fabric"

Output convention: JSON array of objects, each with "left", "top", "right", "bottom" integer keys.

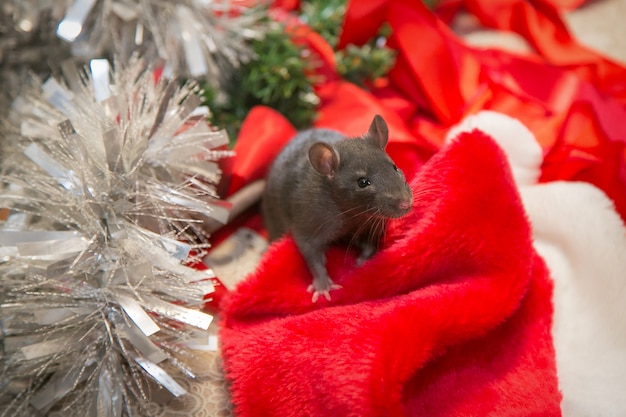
[{"left": 219, "top": 130, "right": 560, "bottom": 416}]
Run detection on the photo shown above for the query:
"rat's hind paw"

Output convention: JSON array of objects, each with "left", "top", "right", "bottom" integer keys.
[{"left": 307, "top": 282, "right": 342, "bottom": 303}]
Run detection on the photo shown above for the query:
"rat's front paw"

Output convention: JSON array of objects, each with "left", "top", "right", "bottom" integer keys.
[{"left": 307, "top": 278, "right": 342, "bottom": 303}]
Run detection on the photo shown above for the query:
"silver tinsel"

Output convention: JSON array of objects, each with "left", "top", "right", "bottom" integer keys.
[
  {"left": 0, "top": 57, "right": 233, "bottom": 416},
  {"left": 0, "top": 0, "right": 267, "bottom": 86}
]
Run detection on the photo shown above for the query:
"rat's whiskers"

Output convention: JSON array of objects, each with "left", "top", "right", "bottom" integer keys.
[{"left": 345, "top": 206, "right": 383, "bottom": 262}]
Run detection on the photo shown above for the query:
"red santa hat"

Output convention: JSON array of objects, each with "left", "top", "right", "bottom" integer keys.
[{"left": 449, "top": 111, "right": 626, "bottom": 416}]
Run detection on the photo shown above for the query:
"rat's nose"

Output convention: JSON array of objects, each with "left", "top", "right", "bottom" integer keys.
[{"left": 398, "top": 199, "right": 411, "bottom": 211}]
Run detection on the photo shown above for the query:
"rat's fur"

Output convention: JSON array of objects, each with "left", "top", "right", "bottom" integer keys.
[{"left": 262, "top": 115, "right": 412, "bottom": 301}]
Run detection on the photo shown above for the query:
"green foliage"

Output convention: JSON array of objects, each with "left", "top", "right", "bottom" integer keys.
[
  {"left": 203, "top": 21, "right": 319, "bottom": 143},
  {"left": 204, "top": 0, "right": 438, "bottom": 141},
  {"left": 300, "top": 0, "right": 397, "bottom": 87},
  {"left": 299, "top": 0, "right": 346, "bottom": 47},
  {"left": 335, "top": 28, "right": 396, "bottom": 86}
]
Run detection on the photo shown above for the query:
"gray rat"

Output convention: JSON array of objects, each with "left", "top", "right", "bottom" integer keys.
[{"left": 262, "top": 115, "right": 413, "bottom": 302}]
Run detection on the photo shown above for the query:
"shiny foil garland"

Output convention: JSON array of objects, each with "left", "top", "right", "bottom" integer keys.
[
  {"left": 1, "top": 0, "right": 266, "bottom": 98},
  {"left": 0, "top": 57, "right": 232, "bottom": 416}
]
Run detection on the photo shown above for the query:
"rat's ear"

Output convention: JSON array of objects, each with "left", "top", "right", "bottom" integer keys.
[
  {"left": 366, "top": 115, "right": 389, "bottom": 149},
  {"left": 309, "top": 142, "right": 340, "bottom": 179}
]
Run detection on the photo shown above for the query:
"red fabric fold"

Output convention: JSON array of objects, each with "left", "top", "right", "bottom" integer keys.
[
  {"left": 222, "top": 106, "right": 296, "bottom": 196},
  {"left": 220, "top": 130, "right": 560, "bottom": 416},
  {"left": 339, "top": 0, "right": 475, "bottom": 124},
  {"left": 464, "top": 0, "right": 626, "bottom": 101},
  {"left": 334, "top": 0, "right": 626, "bottom": 221},
  {"left": 338, "top": 0, "right": 390, "bottom": 48}
]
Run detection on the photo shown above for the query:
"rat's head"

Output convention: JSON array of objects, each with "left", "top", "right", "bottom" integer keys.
[{"left": 308, "top": 115, "right": 413, "bottom": 219}]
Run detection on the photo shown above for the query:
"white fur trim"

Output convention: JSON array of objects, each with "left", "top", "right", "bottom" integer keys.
[
  {"left": 445, "top": 111, "right": 543, "bottom": 186},
  {"left": 521, "top": 182, "right": 626, "bottom": 417},
  {"left": 452, "top": 111, "right": 626, "bottom": 416}
]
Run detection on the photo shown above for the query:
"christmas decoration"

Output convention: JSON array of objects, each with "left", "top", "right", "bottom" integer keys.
[
  {"left": 0, "top": 57, "right": 231, "bottom": 416},
  {"left": 1, "top": 0, "right": 626, "bottom": 415},
  {"left": 203, "top": 18, "right": 320, "bottom": 142},
  {"left": 0, "top": 0, "right": 268, "bottom": 114},
  {"left": 300, "top": 0, "right": 396, "bottom": 86},
  {"left": 204, "top": 0, "right": 401, "bottom": 140},
  {"left": 215, "top": 0, "right": 626, "bottom": 415},
  {"left": 55, "top": 0, "right": 265, "bottom": 83}
]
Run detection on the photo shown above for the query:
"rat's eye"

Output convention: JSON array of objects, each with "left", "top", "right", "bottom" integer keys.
[
  {"left": 393, "top": 164, "right": 399, "bottom": 172},
  {"left": 357, "top": 177, "right": 371, "bottom": 188}
]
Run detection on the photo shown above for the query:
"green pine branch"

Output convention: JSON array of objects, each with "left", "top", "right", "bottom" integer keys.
[
  {"left": 203, "top": 21, "right": 319, "bottom": 143},
  {"left": 203, "top": 0, "right": 437, "bottom": 141},
  {"left": 300, "top": 0, "right": 396, "bottom": 87}
]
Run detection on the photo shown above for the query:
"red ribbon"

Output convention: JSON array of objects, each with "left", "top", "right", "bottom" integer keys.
[{"left": 228, "top": 0, "right": 626, "bottom": 221}]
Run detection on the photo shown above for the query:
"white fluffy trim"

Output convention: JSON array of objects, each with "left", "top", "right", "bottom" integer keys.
[{"left": 448, "top": 111, "right": 626, "bottom": 417}]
